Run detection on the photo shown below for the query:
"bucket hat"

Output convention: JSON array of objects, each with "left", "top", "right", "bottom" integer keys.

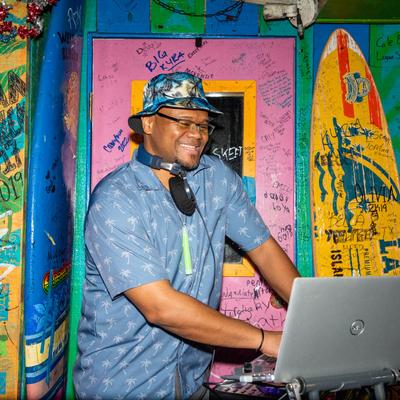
[{"left": 128, "top": 72, "right": 223, "bottom": 134}]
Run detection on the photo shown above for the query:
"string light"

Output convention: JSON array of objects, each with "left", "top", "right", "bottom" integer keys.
[
  {"left": 152, "top": 0, "right": 245, "bottom": 20},
  {"left": 0, "top": 0, "right": 58, "bottom": 42}
]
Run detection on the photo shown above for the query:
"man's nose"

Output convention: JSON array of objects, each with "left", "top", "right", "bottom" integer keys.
[{"left": 187, "top": 123, "right": 203, "bottom": 137}]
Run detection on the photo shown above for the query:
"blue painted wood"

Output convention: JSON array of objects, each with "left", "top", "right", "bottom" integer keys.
[
  {"left": 97, "top": 0, "right": 150, "bottom": 33},
  {"left": 205, "top": 0, "right": 260, "bottom": 35},
  {"left": 24, "top": 0, "right": 83, "bottom": 397}
]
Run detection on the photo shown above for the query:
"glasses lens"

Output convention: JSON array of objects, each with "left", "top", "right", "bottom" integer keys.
[
  {"left": 198, "top": 124, "right": 209, "bottom": 135},
  {"left": 177, "top": 120, "right": 192, "bottom": 130},
  {"left": 177, "top": 120, "right": 212, "bottom": 135}
]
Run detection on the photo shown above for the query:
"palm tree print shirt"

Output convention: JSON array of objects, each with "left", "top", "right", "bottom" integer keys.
[{"left": 74, "top": 152, "right": 270, "bottom": 399}]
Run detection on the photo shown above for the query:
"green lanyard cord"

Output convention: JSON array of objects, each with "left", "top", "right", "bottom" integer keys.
[{"left": 182, "top": 225, "right": 192, "bottom": 275}]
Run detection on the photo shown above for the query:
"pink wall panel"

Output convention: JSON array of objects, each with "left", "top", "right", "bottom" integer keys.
[{"left": 92, "top": 37, "right": 295, "bottom": 377}]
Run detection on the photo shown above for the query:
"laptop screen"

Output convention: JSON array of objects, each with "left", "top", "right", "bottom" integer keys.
[{"left": 273, "top": 276, "right": 400, "bottom": 383}]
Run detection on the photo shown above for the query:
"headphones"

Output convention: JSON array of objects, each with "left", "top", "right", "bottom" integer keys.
[{"left": 136, "top": 144, "right": 197, "bottom": 216}]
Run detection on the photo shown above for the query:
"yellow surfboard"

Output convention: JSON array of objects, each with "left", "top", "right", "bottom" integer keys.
[{"left": 311, "top": 29, "right": 400, "bottom": 277}]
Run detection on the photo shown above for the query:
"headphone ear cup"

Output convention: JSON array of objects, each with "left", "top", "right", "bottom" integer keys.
[{"left": 169, "top": 177, "right": 196, "bottom": 216}]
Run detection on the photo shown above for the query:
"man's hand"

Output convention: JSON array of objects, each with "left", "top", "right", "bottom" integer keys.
[
  {"left": 261, "top": 330, "right": 282, "bottom": 358},
  {"left": 247, "top": 236, "right": 300, "bottom": 303}
]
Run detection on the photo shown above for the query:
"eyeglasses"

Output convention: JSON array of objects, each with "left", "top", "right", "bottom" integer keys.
[{"left": 156, "top": 112, "right": 216, "bottom": 136}]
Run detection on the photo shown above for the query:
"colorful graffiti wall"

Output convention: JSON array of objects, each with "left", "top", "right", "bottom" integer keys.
[{"left": 0, "top": 2, "right": 27, "bottom": 398}]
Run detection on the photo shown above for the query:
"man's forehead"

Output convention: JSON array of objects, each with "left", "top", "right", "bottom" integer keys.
[{"left": 160, "top": 107, "right": 210, "bottom": 118}]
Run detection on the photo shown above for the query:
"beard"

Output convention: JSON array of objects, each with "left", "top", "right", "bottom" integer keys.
[{"left": 174, "top": 153, "right": 202, "bottom": 171}]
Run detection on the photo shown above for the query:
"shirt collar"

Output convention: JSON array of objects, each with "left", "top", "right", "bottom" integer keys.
[{"left": 130, "top": 149, "right": 211, "bottom": 192}]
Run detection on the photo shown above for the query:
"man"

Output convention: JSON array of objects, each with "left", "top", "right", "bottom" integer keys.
[{"left": 74, "top": 72, "right": 299, "bottom": 399}]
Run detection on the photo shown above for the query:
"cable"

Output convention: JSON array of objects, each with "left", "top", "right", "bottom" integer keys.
[
  {"left": 202, "top": 380, "right": 237, "bottom": 399},
  {"left": 277, "top": 392, "right": 289, "bottom": 400},
  {"left": 152, "top": 0, "right": 245, "bottom": 19},
  {"left": 195, "top": 203, "right": 217, "bottom": 274}
]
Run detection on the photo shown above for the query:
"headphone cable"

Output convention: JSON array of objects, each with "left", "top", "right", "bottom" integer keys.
[{"left": 195, "top": 204, "right": 217, "bottom": 279}]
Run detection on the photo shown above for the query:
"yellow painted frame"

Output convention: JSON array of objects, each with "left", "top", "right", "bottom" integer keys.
[
  {"left": 130, "top": 80, "right": 147, "bottom": 118},
  {"left": 130, "top": 80, "right": 257, "bottom": 276},
  {"left": 130, "top": 80, "right": 148, "bottom": 155},
  {"left": 203, "top": 80, "right": 256, "bottom": 276}
]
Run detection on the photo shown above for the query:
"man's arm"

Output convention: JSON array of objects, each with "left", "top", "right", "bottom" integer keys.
[
  {"left": 124, "top": 236, "right": 298, "bottom": 357},
  {"left": 246, "top": 236, "right": 300, "bottom": 303},
  {"left": 125, "top": 280, "right": 281, "bottom": 357}
]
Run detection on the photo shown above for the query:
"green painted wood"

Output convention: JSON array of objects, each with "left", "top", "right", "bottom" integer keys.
[
  {"left": 151, "top": 0, "right": 205, "bottom": 34},
  {"left": 259, "top": 17, "right": 298, "bottom": 36},
  {"left": 369, "top": 25, "right": 400, "bottom": 171},
  {"left": 260, "top": 18, "right": 314, "bottom": 277},
  {"left": 28, "top": 12, "right": 51, "bottom": 137},
  {"left": 65, "top": 2, "right": 96, "bottom": 399},
  {"left": 292, "top": 27, "right": 314, "bottom": 278},
  {"left": 318, "top": 0, "right": 400, "bottom": 23}
]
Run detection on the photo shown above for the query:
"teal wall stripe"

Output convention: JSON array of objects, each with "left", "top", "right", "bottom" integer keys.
[
  {"left": 260, "top": 18, "right": 314, "bottom": 277},
  {"left": 293, "top": 27, "right": 314, "bottom": 277},
  {"left": 65, "top": 1, "right": 96, "bottom": 398}
]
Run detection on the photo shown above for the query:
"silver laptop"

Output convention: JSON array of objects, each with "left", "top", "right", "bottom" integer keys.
[
  {"left": 235, "top": 276, "right": 400, "bottom": 385},
  {"left": 273, "top": 276, "right": 400, "bottom": 383}
]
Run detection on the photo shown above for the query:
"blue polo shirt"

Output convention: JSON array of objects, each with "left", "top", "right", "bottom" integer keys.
[{"left": 74, "top": 152, "right": 270, "bottom": 399}]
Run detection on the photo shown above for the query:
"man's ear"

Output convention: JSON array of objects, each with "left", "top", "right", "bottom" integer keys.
[{"left": 141, "top": 115, "right": 154, "bottom": 135}]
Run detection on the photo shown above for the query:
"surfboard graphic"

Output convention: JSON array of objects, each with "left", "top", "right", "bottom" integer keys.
[{"left": 311, "top": 29, "right": 400, "bottom": 277}]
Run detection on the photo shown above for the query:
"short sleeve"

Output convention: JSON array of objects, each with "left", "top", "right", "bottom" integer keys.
[
  {"left": 224, "top": 167, "right": 270, "bottom": 252},
  {"left": 84, "top": 187, "right": 169, "bottom": 299}
]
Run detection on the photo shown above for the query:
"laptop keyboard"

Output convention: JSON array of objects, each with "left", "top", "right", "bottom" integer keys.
[{"left": 211, "top": 382, "right": 285, "bottom": 399}]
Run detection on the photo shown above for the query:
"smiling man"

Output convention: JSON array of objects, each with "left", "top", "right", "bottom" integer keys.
[
  {"left": 141, "top": 107, "right": 210, "bottom": 184},
  {"left": 74, "top": 72, "right": 299, "bottom": 400}
]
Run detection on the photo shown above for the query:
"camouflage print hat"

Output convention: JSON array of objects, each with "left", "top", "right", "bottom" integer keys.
[{"left": 128, "top": 72, "right": 223, "bottom": 134}]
